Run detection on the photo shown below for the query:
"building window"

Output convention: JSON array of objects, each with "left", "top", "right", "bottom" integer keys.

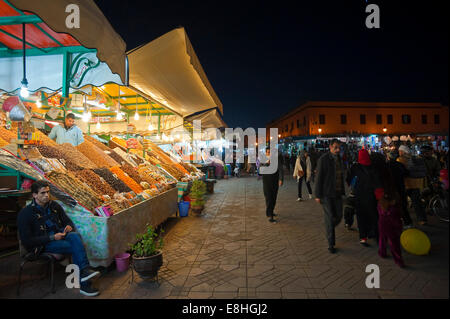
[
  {"left": 297, "top": 119, "right": 300, "bottom": 128},
  {"left": 376, "top": 114, "right": 382, "bottom": 124},
  {"left": 402, "top": 114, "right": 411, "bottom": 124},
  {"left": 319, "top": 114, "right": 325, "bottom": 125},
  {"left": 303, "top": 116, "right": 306, "bottom": 126},
  {"left": 422, "top": 114, "right": 427, "bottom": 124},
  {"left": 285, "top": 125, "right": 288, "bottom": 132},
  {"left": 360, "top": 114, "right": 366, "bottom": 125},
  {"left": 387, "top": 114, "right": 393, "bottom": 124},
  {"left": 340, "top": 114, "right": 347, "bottom": 125},
  {"left": 291, "top": 122, "right": 294, "bottom": 130},
  {"left": 434, "top": 114, "right": 440, "bottom": 124}
]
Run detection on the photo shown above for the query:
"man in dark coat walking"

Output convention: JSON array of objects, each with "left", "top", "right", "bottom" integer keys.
[
  {"left": 261, "top": 148, "right": 284, "bottom": 223},
  {"left": 314, "top": 139, "right": 346, "bottom": 253}
]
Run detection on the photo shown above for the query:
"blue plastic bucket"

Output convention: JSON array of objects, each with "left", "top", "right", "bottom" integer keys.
[{"left": 178, "top": 201, "right": 190, "bottom": 217}]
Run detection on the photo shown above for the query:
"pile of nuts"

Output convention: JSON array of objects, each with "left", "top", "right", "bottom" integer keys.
[
  {"left": 84, "top": 135, "right": 111, "bottom": 152},
  {"left": 93, "top": 168, "right": 132, "bottom": 193},
  {"left": 55, "top": 143, "right": 97, "bottom": 169},
  {"left": 37, "top": 145, "right": 83, "bottom": 171},
  {"left": 75, "top": 169, "right": 117, "bottom": 198},
  {"left": 121, "top": 163, "right": 143, "bottom": 184},
  {"left": 76, "top": 140, "right": 118, "bottom": 168},
  {"left": 46, "top": 170, "right": 101, "bottom": 212}
]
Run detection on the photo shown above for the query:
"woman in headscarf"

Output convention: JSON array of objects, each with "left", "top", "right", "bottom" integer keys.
[
  {"left": 293, "top": 150, "right": 313, "bottom": 201},
  {"left": 346, "top": 149, "right": 379, "bottom": 246}
]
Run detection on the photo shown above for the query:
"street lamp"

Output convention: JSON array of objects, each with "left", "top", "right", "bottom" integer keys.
[
  {"left": 383, "top": 127, "right": 387, "bottom": 133},
  {"left": 318, "top": 128, "right": 322, "bottom": 134}
]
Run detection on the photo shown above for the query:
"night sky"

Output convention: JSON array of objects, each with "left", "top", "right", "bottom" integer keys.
[{"left": 94, "top": 0, "right": 449, "bottom": 130}]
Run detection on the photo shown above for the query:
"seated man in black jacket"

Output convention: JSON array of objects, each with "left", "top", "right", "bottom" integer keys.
[{"left": 17, "top": 180, "right": 100, "bottom": 296}]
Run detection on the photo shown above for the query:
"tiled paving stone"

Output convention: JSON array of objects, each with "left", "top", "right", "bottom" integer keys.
[{"left": 0, "top": 175, "right": 448, "bottom": 299}]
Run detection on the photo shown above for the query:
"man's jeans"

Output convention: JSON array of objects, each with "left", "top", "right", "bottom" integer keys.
[
  {"left": 406, "top": 188, "right": 427, "bottom": 222},
  {"left": 45, "top": 232, "right": 89, "bottom": 273},
  {"left": 321, "top": 197, "right": 343, "bottom": 247}
]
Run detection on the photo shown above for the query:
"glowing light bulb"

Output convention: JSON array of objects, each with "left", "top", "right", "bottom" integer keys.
[
  {"left": 82, "top": 112, "right": 90, "bottom": 123},
  {"left": 148, "top": 123, "right": 154, "bottom": 131},
  {"left": 20, "top": 85, "right": 29, "bottom": 98},
  {"left": 116, "top": 112, "right": 123, "bottom": 121},
  {"left": 36, "top": 100, "right": 42, "bottom": 108},
  {"left": 96, "top": 121, "right": 101, "bottom": 129},
  {"left": 134, "top": 112, "right": 140, "bottom": 121}
]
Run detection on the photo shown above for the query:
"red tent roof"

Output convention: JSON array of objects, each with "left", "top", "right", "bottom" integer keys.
[{"left": 0, "top": 0, "right": 81, "bottom": 50}]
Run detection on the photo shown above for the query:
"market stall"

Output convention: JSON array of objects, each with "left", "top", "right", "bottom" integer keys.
[{"left": 0, "top": 0, "right": 184, "bottom": 263}]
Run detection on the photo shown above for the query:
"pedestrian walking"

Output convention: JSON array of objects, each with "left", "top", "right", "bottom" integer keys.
[
  {"left": 261, "top": 148, "right": 284, "bottom": 223},
  {"left": 309, "top": 147, "right": 318, "bottom": 183},
  {"left": 293, "top": 151, "right": 313, "bottom": 201},
  {"left": 314, "top": 139, "right": 345, "bottom": 253},
  {"left": 374, "top": 163, "right": 405, "bottom": 268},
  {"left": 397, "top": 145, "right": 427, "bottom": 225},
  {"left": 346, "top": 149, "right": 379, "bottom": 246},
  {"left": 386, "top": 150, "right": 411, "bottom": 228}
]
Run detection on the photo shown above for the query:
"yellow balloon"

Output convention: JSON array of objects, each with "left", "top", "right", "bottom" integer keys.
[{"left": 400, "top": 228, "right": 431, "bottom": 255}]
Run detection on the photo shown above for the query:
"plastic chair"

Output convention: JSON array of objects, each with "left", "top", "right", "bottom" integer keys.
[{"left": 17, "top": 238, "right": 66, "bottom": 296}]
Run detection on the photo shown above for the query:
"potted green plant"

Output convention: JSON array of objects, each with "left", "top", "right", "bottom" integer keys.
[
  {"left": 128, "top": 225, "right": 164, "bottom": 279},
  {"left": 190, "top": 180, "right": 206, "bottom": 214}
]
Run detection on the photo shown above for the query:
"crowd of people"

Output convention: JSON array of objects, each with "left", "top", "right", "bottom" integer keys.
[{"left": 261, "top": 138, "right": 449, "bottom": 268}]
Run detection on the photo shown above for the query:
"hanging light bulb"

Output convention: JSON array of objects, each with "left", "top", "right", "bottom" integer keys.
[
  {"left": 134, "top": 96, "right": 139, "bottom": 121},
  {"left": 20, "top": 24, "right": 29, "bottom": 99},
  {"left": 148, "top": 123, "right": 154, "bottom": 131},
  {"left": 96, "top": 119, "right": 101, "bottom": 129},
  {"left": 36, "top": 100, "right": 42, "bottom": 108},
  {"left": 116, "top": 110, "right": 123, "bottom": 121},
  {"left": 20, "top": 82, "right": 29, "bottom": 98}
]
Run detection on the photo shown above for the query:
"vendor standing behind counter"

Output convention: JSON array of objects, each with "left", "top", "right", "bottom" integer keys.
[{"left": 48, "top": 113, "right": 84, "bottom": 146}]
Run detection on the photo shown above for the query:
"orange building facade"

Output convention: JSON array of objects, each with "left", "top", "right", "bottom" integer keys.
[{"left": 267, "top": 101, "right": 449, "bottom": 139}]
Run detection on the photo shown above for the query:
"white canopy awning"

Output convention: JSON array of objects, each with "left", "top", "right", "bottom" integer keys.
[
  {"left": 8, "top": 0, "right": 127, "bottom": 84},
  {"left": 0, "top": 52, "right": 123, "bottom": 94},
  {"left": 127, "top": 27, "right": 223, "bottom": 118},
  {"left": 184, "top": 108, "right": 227, "bottom": 129}
]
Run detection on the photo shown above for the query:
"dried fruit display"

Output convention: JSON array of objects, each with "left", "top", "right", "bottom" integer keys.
[
  {"left": 113, "top": 147, "right": 138, "bottom": 167},
  {"left": 159, "top": 163, "right": 184, "bottom": 181},
  {"left": 107, "top": 150, "right": 126, "bottom": 165},
  {"left": 34, "top": 129, "right": 58, "bottom": 147},
  {"left": 21, "top": 147, "right": 42, "bottom": 160},
  {"left": 111, "top": 136, "right": 127, "bottom": 148},
  {"left": 103, "top": 200, "right": 122, "bottom": 214},
  {"left": 75, "top": 169, "right": 117, "bottom": 198},
  {"left": 84, "top": 135, "right": 111, "bottom": 152},
  {"left": 55, "top": 143, "right": 97, "bottom": 169},
  {"left": 109, "top": 166, "right": 143, "bottom": 194},
  {"left": 76, "top": 140, "right": 118, "bottom": 168},
  {"left": 136, "top": 167, "right": 159, "bottom": 185},
  {"left": 46, "top": 170, "right": 101, "bottom": 212},
  {"left": 0, "top": 149, "right": 44, "bottom": 181},
  {"left": 37, "top": 145, "right": 83, "bottom": 171},
  {"left": 0, "top": 137, "right": 9, "bottom": 147},
  {"left": 0, "top": 126, "right": 16, "bottom": 142},
  {"left": 93, "top": 168, "right": 132, "bottom": 193},
  {"left": 120, "top": 163, "right": 143, "bottom": 184}
]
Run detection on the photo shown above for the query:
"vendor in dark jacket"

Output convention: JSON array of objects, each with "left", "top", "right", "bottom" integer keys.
[
  {"left": 314, "top": 139, "right": 345, "bottom": 254},
  {"left": 17, "top": 180, "right": 100, "bottom": 297}
]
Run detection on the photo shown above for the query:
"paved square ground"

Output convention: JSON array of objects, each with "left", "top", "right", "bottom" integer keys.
[{"left": 1, "top": 174, "right": 448, "bottom": 299}]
